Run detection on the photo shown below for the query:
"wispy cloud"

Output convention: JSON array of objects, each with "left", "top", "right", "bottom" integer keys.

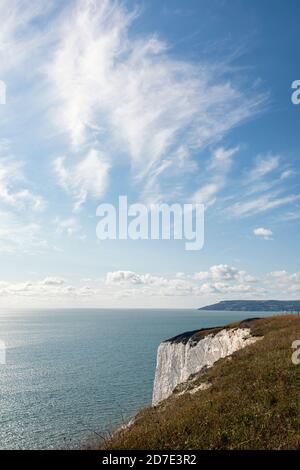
[
  {"left": 0, "top": 141, "right": 45, "bottom": 212},
  {"left": 225, "top": 152, "right": 299, "bottom": 218},
  {"left": 0, "top": 140, "right": 47, "bottom": 253},
  {"left": 53, "top": 149, "right": 110, "bottom": 211},
  {"left": 0, "top": 156, "right": 45, "bottom": 211},
  {"left": 192, "top": 146, "right": 239, "bottom": 206},
  {"left": 192, "top": 182, "right": 221, "bottom": 207},
  {"left": 209, "top": 146, "right": 239, "bottom": 172},
  {"left": 44, "top": 0, "right": 264, "bottom": 202},
  {"left": 229, "top": 193, "right": 300, "bottom": 218},
  {"left": 248, "top": 154, "right": 280, "bottom": 182},
  {"left": 0, "top": 0, "right": 51, "bottom": 76},
  {"left": 0, "top": 210, "right": 48, "bottom": 253},
  {"left": 54, "top": 217, "right": 83, "bottom": 237},
  {"left": 280, "top": 169, "right": 295, "bottom": 180}
]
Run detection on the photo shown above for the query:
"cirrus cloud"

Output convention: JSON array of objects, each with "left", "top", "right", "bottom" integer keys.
[
  {"left": 45, "top": 0, "right": 264, "bottom": 202},
  {"left": 54, "top": 149, "right": 110, "bottom": 211}
]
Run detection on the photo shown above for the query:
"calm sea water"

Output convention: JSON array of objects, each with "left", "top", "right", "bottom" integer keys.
[{"left": 0, "top": 308, "right": 272, "bottom": 449}]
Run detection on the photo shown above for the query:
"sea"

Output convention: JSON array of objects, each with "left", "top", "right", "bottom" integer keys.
[{"left": 0, "top": 308, "right": 272, "bottom": 449}]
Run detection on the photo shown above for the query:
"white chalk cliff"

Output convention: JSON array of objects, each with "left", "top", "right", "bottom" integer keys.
[{"left": 152, "top": 326, "right": 258, "bottom": 405}]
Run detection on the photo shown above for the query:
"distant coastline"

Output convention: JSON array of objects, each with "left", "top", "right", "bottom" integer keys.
[{"left": 198, "top": 300, "right": 300, "bottom": 312}]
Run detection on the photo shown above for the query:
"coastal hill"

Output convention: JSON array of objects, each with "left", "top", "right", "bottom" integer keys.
[
  {"left": 198, "top": 299, "right": 300, "bottom": 311},
  {"left": 101, "top": 315, "right": 300, "bottom": 450}
]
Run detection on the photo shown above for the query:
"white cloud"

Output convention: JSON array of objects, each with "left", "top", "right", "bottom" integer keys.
[
  {"left": 55, "top": 217, "right": 82, "bottom": 237},
  {"left": 268, "top": 270, "right": 300, "bottom": 295},
  {"left": 224, "top": 152, "right": 300, "bottom": 219},
  {"left": 253, "top": 227, "right": 273, "bottom": 240},
  {"left": 193, "top": 264, "right": 256, "bottom": 283},
  {"left": 1, "top": 266, "right": 297, "bottom": 304},
  {"left": 281, "top": 210, "right": 300, "bottom": 221},
  {"left": 280, "top": 169, "right": 294, "bottom": 180},
  {"left": 113, "top": 268, "right": 259, "bottom": 297},
  {"left": 0, "top": 156, "right": 45, "bottom": 211},
  {"left": 191, "top": 182, "right": 220, "bottom": 206},
  {"left": 54, "top": 149, "right": 110, "bottom": 210},
  {"left": 105, "top": 271, "right": 198, "bottom": 297},
  {"left": 209, "top": 146, "right": 239, "bottom": 172},
  {"left": 210, "top": 264, "right": 238, "bottom": 281},
  {"left": 106, "top": 271, "right": 144, "bottom": 285},
  {"left": 105, "top": 266, "right": 259, "bottom": 298},
  {"left": 229, "top": 193, "right": 300, "bottom": 218},
  {"left": 175, "top": 272, "right": 185, "bottom": 279},
  {"left": 0, "top": 210, "right": 48, "bottom": 253},
  {"left": 0, "top": 0, "right": 50, "bottom": 75},
  {"left": 45, "top": 0, "right": 263, "bottom": 200},
  {"left": 205, "top": 282, "right": 260, "bottom": 295},
  {"left": 0, "top": 145, "right": 47, "bottom": 253},
  {"left": 248, "top": 154, "right": 280, "bottom": 181},
  {"left": 41, "top": 277, "right": 65, "bottom": 286},
  {"left": 0, "top": 279, "right": 69, "bottom": 297},
  {"left": 270, "top": 270, "right": 300, "bottom": 285},
  {"left": 192, "top": 146, "right": 239, "bottom": 206}
]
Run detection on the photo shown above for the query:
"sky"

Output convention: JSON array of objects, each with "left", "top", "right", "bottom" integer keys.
[{"left": 0, "top": 0, "right": 299, "bottom": 308}]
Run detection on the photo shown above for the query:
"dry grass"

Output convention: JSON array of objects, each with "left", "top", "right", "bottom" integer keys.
[{"left": 101, "top": 315, "right": 300, "bottom": 450}]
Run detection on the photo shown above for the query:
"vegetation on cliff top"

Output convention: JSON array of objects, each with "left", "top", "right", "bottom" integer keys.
[{"left": 101, "top": 315, "right": 300, "bottom": 450}]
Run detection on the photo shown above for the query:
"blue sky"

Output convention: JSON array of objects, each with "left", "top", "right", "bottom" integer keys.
[{"left": 0, "top": 0, "right": 299, "bottom": 308}]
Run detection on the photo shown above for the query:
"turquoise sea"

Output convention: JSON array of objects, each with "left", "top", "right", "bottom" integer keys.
[{"left": 0, "top": 308, "right": 272, "bottom": 449}]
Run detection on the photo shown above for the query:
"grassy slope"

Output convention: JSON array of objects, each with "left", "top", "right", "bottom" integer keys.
[{"left": 103, "top": 315, "right": 300, "bottom": 450}]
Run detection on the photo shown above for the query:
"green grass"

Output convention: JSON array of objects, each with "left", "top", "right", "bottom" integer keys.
[{"left": 101, "top": 315, "right": 300, "bottom": 450}]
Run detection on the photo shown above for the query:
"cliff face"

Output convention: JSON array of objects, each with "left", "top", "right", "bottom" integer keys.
[{"left": 152, "top": 327, "right": 258, "bottom": 405}]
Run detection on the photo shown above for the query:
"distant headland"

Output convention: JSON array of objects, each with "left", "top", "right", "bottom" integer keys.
[{"left": 198, "top": 300, "right": 300, "bottom": 312}]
